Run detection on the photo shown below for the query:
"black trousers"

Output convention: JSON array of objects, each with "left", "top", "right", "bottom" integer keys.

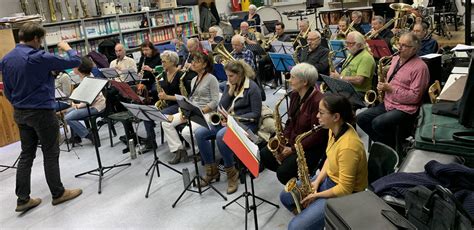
[
  {"left": 260, "top": 146, "right": 322, "bottom": 185},
  {"left": 13, "top": 109, "right": 65, "bottom": 205}
]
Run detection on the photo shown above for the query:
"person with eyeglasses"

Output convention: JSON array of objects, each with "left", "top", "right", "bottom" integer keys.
[
  {"left": 330, "top": 31, "right": 375, "bottom": 95},
  {"left": 298, "top": 31, "right": 330, "bottom": 76},
  {"left": 356, "top": 32, "right": 429, "bottom": 148}
]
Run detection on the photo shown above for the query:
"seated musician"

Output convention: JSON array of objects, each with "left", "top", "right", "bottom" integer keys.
[
  {"left": 194, "top": 60, "right": 262, "bottom": 194},
  {"left": 54, "top": 71, "right": 72, "bottom": 111},
  {"left": 161, "top": 51, "right": 219, "bottom": 164},
  {"left": 171, "top": 25, "right": 188, "bottom": 64},
  {"left": 413, "top": 22, "right": 438, "bottom": 56},
  {"left": 330, "top": 17, "right": 349, "bottom": 40},
  {"left": 142, "top": 51, "right": 181, "bottom": 153},
  {"left": 231, "top": 35, "right": 255, "bottom": 69},
  {"left": 182, "top": 38, "right": 203, "bottom": 69},
  {"left": 294, "top": 20, "right": 310, "bottom": 48},
  {"left": 350, "top": 11, "right": 365, "bottom": 34},
  {"left": 280, "top": 94, "right": 368, "bottom": 230},
  {"left": 258, "top": 22, "right": 291, "bottom": 88},
  {"left": 298, "top": 31, "right": 330, "bottom": 76},
  {"left": 65, "top": 57, "right": 106, "bottom": 144},
  {"left": 136, "top": 41, "right": 162, "bottom": 102},
  {"left": 330, "top": 31, "right": 376, "bottom": 95},
  {"left": 243, "top": 4, "right": 261, "bottom": 33},
  {"left": 260, "top": 63, "right": 328, "bottom": 185},
  {"left": 239, "top": 21, "right": 258, "bottom": 45},
  {"left": 357, "top": 32, "right": 429, "bottom": 148},
  {"left": 367, "top": 15, "right": 394, "bottom": 47},
  {"left": 208, "top": 26, "right": 224, "bottom": 45},
  {"left": 110, "top": 43, "right": 137, "bottom": 81}
]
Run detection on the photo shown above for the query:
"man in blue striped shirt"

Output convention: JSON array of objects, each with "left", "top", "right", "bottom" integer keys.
[{"left": 1, "top": 22, "right": 83, "bottom": 213}]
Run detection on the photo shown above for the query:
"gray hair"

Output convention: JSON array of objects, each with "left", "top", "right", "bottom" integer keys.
[
  {"left": 372, "top": 15, "right": 385, "bottom": 25},
  {"left": 290, "top": 63, "right": 318, "bottom": 86},
  {"left": 299, "top": 20, "right": 310, "bottom": 27},
  {"left": 400, "top": 32, "right": 421, "bottom": 51},
  {"left": 348, "top": 31, "right": 367, "bottom": 48},
  {"left": 160, "top": 50, "right": 179, "bottom": 66},
  {"left": 232, "top": 35, "right": 245, "bottom": 45},
  {"left": 352, "top": 11, "right": 362, "bottom": 18},
  {"left": 249, "top": 4, "right": 257, "bottom": 11}
]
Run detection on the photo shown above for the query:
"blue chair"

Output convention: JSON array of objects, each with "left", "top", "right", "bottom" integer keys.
[
  {"left": 156, "top": 43, "right": 176, "bottom": 53},
  {"left": 213, "top": 63, "right": 227, "bottom": 81}
]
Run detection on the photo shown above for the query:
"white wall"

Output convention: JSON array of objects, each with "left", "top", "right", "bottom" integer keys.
[{"left": 1, "top": 0, "right": 21, "bottom": 17}]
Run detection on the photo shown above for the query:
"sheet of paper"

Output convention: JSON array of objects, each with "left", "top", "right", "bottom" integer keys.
[
  {"left": 421, "top": 53, "right": 442, "bottom": 59},
  {"left": 450, "top": 44, "right": 474, "bottom": 51},
  {"left": 451, "top": 67, "right": 469, "bottom": 74},
  {"left": 227, "top": 116, "right": 259, "bottom": 160}
]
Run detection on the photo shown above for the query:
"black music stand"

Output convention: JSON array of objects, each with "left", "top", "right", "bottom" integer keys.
[
  {"left": 172, "top": 95, "right": 227, "bottom": 208},
  {"left": 366, "top": 40, "right": 392, "bottom": 59},
  {"left": 120, "top": 102, "right": 182, "bottom": 198},
  {"left": 71, "top": 77, "right": 131, "bottom": 194},
  {"left": 320, "top": 74, "right": 366, "bottom": 109},
  {"left": 55, "top": 87, "right": 73, "bottom": 152},
  {"left": 221, "top": 116, "right": 279, "bottom": 230},
  {"left": 0, "top": 156, "right": 19, "bottom": 173}
]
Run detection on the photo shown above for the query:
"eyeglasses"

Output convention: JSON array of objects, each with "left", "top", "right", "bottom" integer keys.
[
  {"left": 398, "top": 44, "right": 414, "bottom": 49},
  {"left": 345, "top": 41, "right": 356, "bottom": 46}
]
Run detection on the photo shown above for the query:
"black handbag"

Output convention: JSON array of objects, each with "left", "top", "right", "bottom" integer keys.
[{"left": 405, "top": 185, "right": 473, "bottom": 230}]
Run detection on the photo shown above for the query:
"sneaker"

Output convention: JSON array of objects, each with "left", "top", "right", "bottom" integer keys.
[
  {"left": 52, "top": 189, "right": 83, "bottom": 206},
  {"left": 15, "top": 198, "right": 41, "bottom": 212},
  {"left": 85, "top": 133, "right": 95, "bottom": 145}
]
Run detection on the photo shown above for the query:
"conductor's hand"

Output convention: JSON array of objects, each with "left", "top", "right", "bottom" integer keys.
[{"left": 57, "top": 41, "right": 72, "bottom": 51}]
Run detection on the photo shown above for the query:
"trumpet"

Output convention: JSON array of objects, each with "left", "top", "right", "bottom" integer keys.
[
  {"left": 263, "top": 34, "right": 279, "bottom": 50},
  {"left": 293, "top": 21, "right": 313, "bottom": 47}
]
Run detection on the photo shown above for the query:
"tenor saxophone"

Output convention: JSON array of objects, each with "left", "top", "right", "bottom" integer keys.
[
  {"left": 48, "top": 0, "right": 57, "bottom": 22},
  {"left": 285, "top": 124, "right": 323, "bottom": 214},
  {"left": 293, "top": 44, "right": 308, "bottom": 65},
  {"left": 65, "top": 0, "right": 74, "bottom": 20},
  {"left": 154, "top": 70, "right": 168, "bottom": 110},
  {"left": 267, "top": 92, "right": 289, "bottom": 164}
]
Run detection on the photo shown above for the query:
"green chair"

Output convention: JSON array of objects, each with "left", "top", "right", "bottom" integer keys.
[{"left": 368, "top": 142, "right": 399, "bottom": 184}]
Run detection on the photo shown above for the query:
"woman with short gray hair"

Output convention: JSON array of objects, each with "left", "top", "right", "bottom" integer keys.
[
  {"left": 260, "top": 63, "right": 328, "bottom": 186},
  {"left": 243, "top": 4, "right": 261, "bottom": 32}
]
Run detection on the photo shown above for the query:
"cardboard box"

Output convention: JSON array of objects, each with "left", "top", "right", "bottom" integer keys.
[{"left": 156, "top": 0, "right": 177, "bottom": 9}]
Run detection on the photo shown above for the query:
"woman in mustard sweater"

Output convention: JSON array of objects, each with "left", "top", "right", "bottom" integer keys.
[{"left": 280, "top": 94, "right": 368, "bottom": 230}]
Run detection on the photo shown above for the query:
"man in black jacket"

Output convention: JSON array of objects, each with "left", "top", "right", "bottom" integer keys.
[{"left": 298, "top": 31, "right": 330, "bottom": 76}]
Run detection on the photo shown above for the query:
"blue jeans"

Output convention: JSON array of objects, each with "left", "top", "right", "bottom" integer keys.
[
  {"left": 144, "top": 104, "right": 179, "bottom": 140},
  {"left": 280, "top": 176, "right": 336, "bottom": 230},
  {"left": 65, "top": 107, "right": 100, "bottom": 138},
  {"left": 195, "top": 125, "right": 234, "bottom": 167},
  {"left": 54, "top": 101, "right": 70, "bottom": 111}
]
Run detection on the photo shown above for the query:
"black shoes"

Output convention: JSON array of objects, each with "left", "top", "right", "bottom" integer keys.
[
  {"left": 68, "top": 136, "right": 82, "bottom": 144},
  {"left": 85, "top": 132, "right": 95, "bottom": 145}
]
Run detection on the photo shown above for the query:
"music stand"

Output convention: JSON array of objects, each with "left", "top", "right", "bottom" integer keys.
[
  {"left": 172, "top": 95, "right": 227, "bottom": 208},
  {"left": 366, "top": 40, "right": 392, "bottom": 59},
  {"left": 320, "top": 74, "right": 366, "bottom": 109},
  {"left": 55, "top": 87, "right": 72, "bottom": 152},
  {"left": 120, "top": 69, "right": 141, "bottom": 83},
  {"left": 120, "top": 102, "right": 182, "bottom": 198},
  {"left": 222, "top": 116, "right": 279, "bottom": 230},
  {"left": 99, "top": 68, "right": 120, "bottom": 79},
  {"left": 271, "top": 41, "right": 295, "bottom": 54},
  {"left": 0, "top": 156, "right": 19, "bottom": 173},
  {"left": 71, "top": 77, "right": 131, "bottom": 194},
  {"left": 269, "top": 52, "right": 295, "bottom": 102}
]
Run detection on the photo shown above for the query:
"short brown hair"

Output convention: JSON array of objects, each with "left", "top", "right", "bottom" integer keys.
[
  {"left": 193, "top": 51, "right": 214, "bottom": 74},
  {"left": 140, "top": 40, "right": 158, "bottom": 56},
  {"left": 77, "top": 57, "right": 93, "bottom": 75},
  {"left": 18, "top": 22, "right": 45, "bottom": 42},
  {"left": 275, "top": 22, "right": 285, "bottom": 29}
]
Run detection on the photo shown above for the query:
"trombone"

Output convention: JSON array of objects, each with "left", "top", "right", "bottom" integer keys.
[{"left": 292, "top": 21, "right": 314, "bottom": 47}]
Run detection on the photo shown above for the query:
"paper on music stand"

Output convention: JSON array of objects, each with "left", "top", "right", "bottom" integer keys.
[
  {"left": 451, "top": 67, "right": 469, "bottom": 74},
  {"left": 421, "top": 53, "right": 442, "bottom": 59},
  {"left": 120, "top": 69, "right": 141, "bottom": 82},
  {"left": 175, "top": 94, "right": 210, "bottom": 130},
  {"left": 200, "top": 40, "right": 212, "bottom": 52},
  {"left": 437, "top": 74, "right": 467, "bottom": 102},
  {"left": 223, "top": 116, "right": 260, "bottom": 177},
  {"left": 450, "top": 44, "right": 474, "bottom": 52},
  {"left": 329, "top": 40, "right": 347, "bottom": 59},
  {"left": 320, "top": 74, "right": 365, "bottom": 108},
  {"left": 120, "top": 102, "right": 170, "bottom": 122},
  {"left": 366, "top": 40, "right": 391, "bottom": 58},
  {"left": 55, "top": 88, "right": 68, "bottom": 99},
  {"left": 271, "top": 41, "right": 294, "bottom": 54},
  {"left": 99, "top": 68, "right": 120, "bottom": 79},
  {"left": 109, "top": 81, "right": 143, "bottom": 104},
  {"left": 69, "top": 77, "right": 108, "bottom": 104}
]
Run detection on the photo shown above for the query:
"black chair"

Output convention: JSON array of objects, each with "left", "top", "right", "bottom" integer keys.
[{"left": 367, "top": 142, "right": 399, "bottom": 184}]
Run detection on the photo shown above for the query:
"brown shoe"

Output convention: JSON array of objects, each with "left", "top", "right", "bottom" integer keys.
[
  {"left": 52, "top": 189, "right": 83, "bottom": 206},
  {"left": 15, "top": 198, "right": 42, "bottom": 212}
]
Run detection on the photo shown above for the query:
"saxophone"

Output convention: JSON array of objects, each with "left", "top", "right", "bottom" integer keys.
[
  {"left": 154, "top": 70, "right": 168, "bottom": 110},
  {"left": 285, "top": 124, "right": 323, "bottom": 214},
  {"left": 178, "top": 54, "right": 191, "bottom": 97},
  {"left": 267, "top": 92, "right": 289, "bottom": 164},
  {"left": 65, "top": 0, "right": 74, "bottom": 20},
  {"left": 56, "top": 0, "right": 65, "bottom": 21},
  {"left": 80, "top": 0, "right": 89, "bottom": 18},
  {"left": 48, "top": 0, "right": 57, "bottom": 22},
  {"left": 293, "top": 44, "right": 308, "bottom": 65},
  {"left": 364, "top": 51, "right": 398, "bottom": 105}
]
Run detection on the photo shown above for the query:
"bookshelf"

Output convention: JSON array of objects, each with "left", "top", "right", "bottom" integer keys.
[{"left": 42, "top": 6, "right": 197, "bottom": 56}]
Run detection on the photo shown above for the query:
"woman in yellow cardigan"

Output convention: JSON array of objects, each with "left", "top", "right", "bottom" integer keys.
[{"left": 280, "top": 94, "right": 368, "bottom": 230}]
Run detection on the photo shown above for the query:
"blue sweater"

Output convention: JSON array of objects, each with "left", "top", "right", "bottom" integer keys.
[
  {"left": 417, "top": 36, "right": 438, "bottom": 56},
  {"left": 1, "top": 44, "right": 81, "bottom": 109}
]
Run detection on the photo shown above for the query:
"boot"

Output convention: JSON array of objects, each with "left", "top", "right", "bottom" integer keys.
[
  {"left": 142, "top": 139, "right": 157, "bottom": 153},
  {"left": 225, "top": 166, "right": 239, "bottom": 194},
  {"left": 168, "top": 149, "right": 186, "bottom": 165},
  {"left": 199, "top": 163, "right": 220, "bottom": 187}
]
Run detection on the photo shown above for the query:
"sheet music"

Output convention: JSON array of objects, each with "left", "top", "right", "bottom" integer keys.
[
  {"left": 120, "top": 102, "right": 170, "bottom": 122},
  {"left": 200, "top": 40, "right": 212, "bottom": 52},
  {"left": 120, "top": 68, "right": 142, "bottom": 82},
  {"left": 175, "top": 94, "right": 210, "bottom": 130},
  {"left": 55, "top": 88, "right": 67, "bottom": 99},
  {"left": 69, "top": 77, "right": 108, "bottom": 104},
  {"left": 438, "top": 74, "right": 467, "bottom": 101},
  {"left": 451, "top": 67, "right": 469, "bottom": 74},
  {"left": 450, "top": 44, "right": 474, "bottom": 51},
  {"left": 421, "top": 53, "right": 442, "bottom": 59},
  {"left": 99, "top": 68, "right": 121, "bottom": 79},
  {"left": 271, "top": 41, "right": 294, "bottom": 54},
  {"left": 227, "top": 116, "right": 259, "bottom": 161}
]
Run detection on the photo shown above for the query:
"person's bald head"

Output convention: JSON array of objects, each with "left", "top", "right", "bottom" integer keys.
[
  {"left": 187, "top": 38, "right": 200, "bottom": 52},
  {"left": 307, "top": 31, "right": 321, "bottom": 50},
  {"left": 298, "top": 20, "right": 310, "bottom": 34},
  {"left": 115, "top": 43, "right": 125, "bottom": 59}
]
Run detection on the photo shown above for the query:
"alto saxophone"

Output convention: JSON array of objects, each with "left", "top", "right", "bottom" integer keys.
[
  {"left": 48, "top": 0, "right": 57, "bottom": 22},
  {"left": 285, "top": 124, "right": 323, "bottom": 214},
  {"left": 64, "top": 0, "right": 74, "bottom": 20},
  {"left": 293, "top": 44, "right": 308, "bottom": 65},
  {"left": 267, "top": 92, "right": 289, "bottom": 164},
  {"left": 364, "top": 51, "right": 398, "bottom": 105},
  {"left": 154, "top": 70, "right": 168, "bottom": 110},
  {"left": 80, "top": 0, "right": 89, "bottom": 18}
]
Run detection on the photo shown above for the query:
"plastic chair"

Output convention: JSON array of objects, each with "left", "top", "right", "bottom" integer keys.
[{"left": 367, "top": 142, "right": 399, "bottom": 184}]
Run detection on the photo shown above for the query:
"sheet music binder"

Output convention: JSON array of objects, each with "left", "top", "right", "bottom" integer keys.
[
  {"left": 268, "top": 52, "right": 296, "bottom": 72},
  {"left": 69, "top": 77, "right": 108, "bottom": 104},
  {"left": 109, "top": 81, "right": 143, "bottom": 104},
  {"left": 320, "top": 74, "right": 365, "bottom": 108},
  {"left": 366, "top": 40, "right": 392, "bottom": 58},
  {"left": 223, "top": 116, "right": 260, "bottom": 177}
]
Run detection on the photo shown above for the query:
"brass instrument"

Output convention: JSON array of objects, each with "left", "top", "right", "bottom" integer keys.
[
  {"left": 267, "top": 92, "right": 289, "bottom": 164},
  {"left": 285, "top": 124, "right": 323, "bottom": 214},
  {"left": 56, "top": 0, "right": 65, "bottom": 21},
  {"left": 389, "top": 3, "right": 413, "bottom": 50},
  {"left": 343, "top": 20, "right": 356, "bottom": 38},
  {"left": 364, "top": 51, "right": 398, "bottom": 105},
  {"left": 154, "top": 66, "right": 168, "bottom": 110},
  {"left": 210, "top": 112, "right": 255, "bottom": 126},
  {"left": 213, "top": 43, "right": 235, "bottom": 65},
  {"left": 65, "top": 0, "right": 74, "bottom": 20},
  {"left": 34, "top": 0, "right": 46, "bottom": 20},
  {"left": 293, "top": 44, "right": 308, "bottom": 65},
  {"left": 428, "top": 80, "right": 441, "bottom": 104},
  {"left": 80, "top": 0, "right": 90, "bottom": 18},
  {"left": 263, "top": 34, "right": 279, "bottom": 50},
  {"left": 365, "top": 18, "right": 396, "bottom": 40},
  {"left": 48, "top": 0, "right": 57, "bottom": 22},
  {"left": 293, "top": 21, "right": 313, "bottom": 47}
]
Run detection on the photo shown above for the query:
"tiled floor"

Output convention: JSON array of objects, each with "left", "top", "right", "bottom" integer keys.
[{"left": 0, "top": 86, "right": 369, "bottom": 229}]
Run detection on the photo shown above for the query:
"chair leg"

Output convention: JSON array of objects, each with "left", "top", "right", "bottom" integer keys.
[
  {"left": 160, "top": 123, "right": 164, "bottom": 145},
  {"left": 108, "top": 119, "right": 114, "bottom": 147}
]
